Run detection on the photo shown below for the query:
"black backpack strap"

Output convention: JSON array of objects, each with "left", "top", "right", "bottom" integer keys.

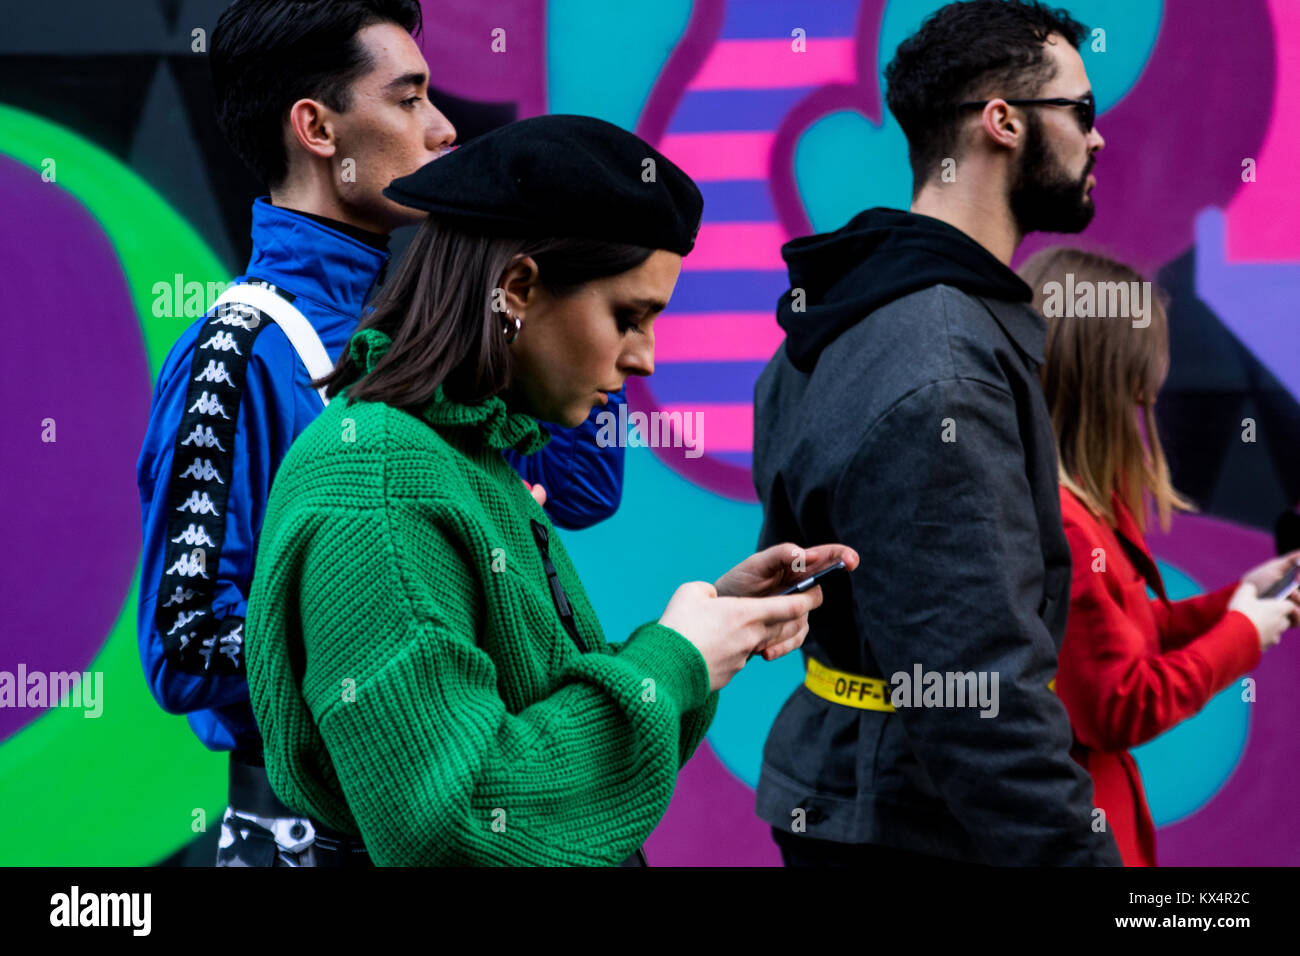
[
  {"left": 530, "top": 519, "right": 651, "bottom": 867},
  {"left": 154, "top": 279, "right": 290, "bottom": 674},
  {"left": 530, "top": 518, "right": 588, "bottom": 653}
]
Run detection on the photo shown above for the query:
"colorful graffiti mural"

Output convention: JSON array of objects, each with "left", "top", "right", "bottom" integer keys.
[{"left": 2, "top": 0, "right": 1297, "bottom": 865}]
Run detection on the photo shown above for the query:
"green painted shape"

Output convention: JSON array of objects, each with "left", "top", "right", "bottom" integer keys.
[
  {"left": 0, "top": 104, "right": 229, "bottom": 865},
  {"left": 546, "top": 0, "right": 693, "bottom": 126}
]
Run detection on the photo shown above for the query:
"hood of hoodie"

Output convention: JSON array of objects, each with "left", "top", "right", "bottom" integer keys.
[{"left": 776, "top": 207, "right": 1033, "bottom": 372}]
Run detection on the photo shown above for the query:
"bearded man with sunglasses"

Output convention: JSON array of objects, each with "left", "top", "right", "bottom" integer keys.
[{"left": 752, "top": 0, "right": 1121, "bottom": 866}]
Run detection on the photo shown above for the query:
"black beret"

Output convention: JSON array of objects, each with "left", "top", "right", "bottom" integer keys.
[{"left": 384, "top": 114, "right": 704, "bottom": 255}]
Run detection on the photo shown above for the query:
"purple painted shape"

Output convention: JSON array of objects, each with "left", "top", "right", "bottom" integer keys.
[
  {"left": 1194, "top": 207, "right": 1300, "bottom": 402},
  {"left": 632, "top": 0, "right": 765, "bottom": 501},
  {"left": 417, "top": 0, "right": 547, "bottom": 121},
  {"left": 770, "top": 0, "right": 887, "bottom": 239},
  {"left": 0, "top": 156, "right": 150, "bottom": 741},
  {"left": 1144, "top": 511, "right": 1300, "bottom": 865},
  {"left": 645, "top": 739, "right": 780, "bottom": 866}
]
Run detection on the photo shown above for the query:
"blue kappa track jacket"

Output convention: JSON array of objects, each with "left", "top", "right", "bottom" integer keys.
[{"left": 136, "top": 198, "right": 627, "bottom": 752}]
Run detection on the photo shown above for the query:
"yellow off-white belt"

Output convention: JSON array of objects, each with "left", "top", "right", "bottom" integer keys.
[{"left": 804, "top": 658, "right": 896, "bottom": 712}]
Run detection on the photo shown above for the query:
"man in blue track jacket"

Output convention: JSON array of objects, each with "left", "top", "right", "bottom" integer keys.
[{"left": 136, "top": 0, "right": 627, "bottom": 866}]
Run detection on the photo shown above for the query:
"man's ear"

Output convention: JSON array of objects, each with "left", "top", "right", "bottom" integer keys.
[
  {"left": 286, "top": 98, "right": 337, "bottom": 161},
  {"left": 979, "top": 100, "right": 1022, "bottom": 150}
]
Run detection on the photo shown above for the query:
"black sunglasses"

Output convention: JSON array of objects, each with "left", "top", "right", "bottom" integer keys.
[{"left": 958, "top": 96, "right": 1096, "bottom": 134}]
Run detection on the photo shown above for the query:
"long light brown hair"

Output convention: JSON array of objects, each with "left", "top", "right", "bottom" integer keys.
[{"left": 1019, "top": 246, "right": 1194, "bottom": 534}]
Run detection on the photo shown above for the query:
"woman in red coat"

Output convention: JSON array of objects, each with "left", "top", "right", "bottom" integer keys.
[{"left": 1021, "top": 247, "right": 1300, "bottom": 866}]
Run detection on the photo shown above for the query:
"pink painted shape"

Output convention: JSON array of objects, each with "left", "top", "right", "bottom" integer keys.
[
  {"left": 644, "top": 740, "right": 781, "bottom": 866},
  {"left": 687, "top": 222, "right": 788, "bottom": 269},
  {"left": 659, "top": 131, "right": 775, "bottom": 180},
  {"left": 1224, "top": 0, "right": 1300, "bottom": 261},
  {"left": 654, "top": 312, "right": 785, "bottom": 362},
  {"left": 691, "top": 38, "right": 857, "bottom": 90},
  {"left": 658, "top": 402, "right": 752, "bottom": 452}
]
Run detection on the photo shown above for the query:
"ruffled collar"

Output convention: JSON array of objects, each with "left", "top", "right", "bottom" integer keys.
[{"left": 347, "top": 328, "right": 549, "bottom": 455}]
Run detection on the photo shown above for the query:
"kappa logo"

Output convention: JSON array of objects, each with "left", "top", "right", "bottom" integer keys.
[
  {"left": 176, "top": 490, "right": 220, "bottom": 516},
  {"left": 166, "top": 608, "right": 206, "bottom": 636},
  {"left": 170, "top": 523, "right": 215, "bottom": 547},
  {"left": 160, "top": 585, "right": 197, "bottom": 607},
  {"left": 165, "top": 552, "right": 209, "bottom": 579},
  {"left": 180, "top": 424, "right": 226, "bottom": 451},
  {"left": 199, "top": 330, "right": 243, "bottom": 354},
  {"left": 194, "top": 359, "right": 234, "bottom": 387},
  {"left": 188, "top": 391, "right": 231, "bottom": 419},
  {"left": 178, "top": 457, "right": 225, "bottom": 483},
  {"left": 200, "top": 627, "right": 242, "bottom": 668},
  {"left": 214, "top": 304, "right": 262, "bottom": 329}
]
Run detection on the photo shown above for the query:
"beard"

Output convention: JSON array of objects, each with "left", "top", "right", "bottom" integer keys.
[{"left": 1009, "top": 113, "right": 1095, "bottom": 234}]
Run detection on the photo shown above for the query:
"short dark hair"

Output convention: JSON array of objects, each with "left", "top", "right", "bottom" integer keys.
[
  {"left": 317, "top": 221, "right": 653, "bottom": 410},
  {"left": 884, "top": 0, "right": 1088, "bottom": 190},
  {"left": 211, "top": 0, "right": 423, "bottom": 188}
]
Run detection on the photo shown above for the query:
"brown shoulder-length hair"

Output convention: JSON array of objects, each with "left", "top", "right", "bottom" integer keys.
[
  {"left": 315, "top": 217, "right": 653, "bottom": 410},
  {"left": 1018, "top": 246, "right": 1194, "bottom": 535}
]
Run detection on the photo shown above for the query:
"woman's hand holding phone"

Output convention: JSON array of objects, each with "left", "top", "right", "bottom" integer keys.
[
  {"left": 658, "top": 581, "right": 824, "bottom": 692},
  {"left": 1236, "top": 551, "right": 1300, "bottom": 651},
  {"left": 669, "top": 542, "right": 859, "bottom": 672},
  {"left": 712, "top": 543, "right": 859, "bottom": 600}
]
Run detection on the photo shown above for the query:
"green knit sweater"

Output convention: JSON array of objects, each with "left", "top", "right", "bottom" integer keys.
[{"left": 245, "top": 328, "right": 719, "bottom": 866}]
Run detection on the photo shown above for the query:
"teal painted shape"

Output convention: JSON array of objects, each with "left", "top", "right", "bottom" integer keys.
[
  {"left": 798, "top": 0, "right": 1163, "bottom": 233},
  {"left": 1133, "top": 561, "right": 1251, "bottom": 826},
  {"left": 558, "top": 444, "right": 795, "bottom": 790},
  {"left": 546, "top": 0, "right": 693, "bottom": 126},
  {"left": 796, "top": 109, "right": 912, "bottom": 232},
  {"left": 558, "top": 445, "right": 764, "bottom": 644}
]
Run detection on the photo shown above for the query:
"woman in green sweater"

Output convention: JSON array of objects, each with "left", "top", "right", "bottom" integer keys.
[{"left": 245, "top": 115, "right": 857, "bottom": 866}]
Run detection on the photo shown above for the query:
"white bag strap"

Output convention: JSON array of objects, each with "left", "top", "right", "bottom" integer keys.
[{"left": 212, "top": 283, "right": 333, "bottom": 406}]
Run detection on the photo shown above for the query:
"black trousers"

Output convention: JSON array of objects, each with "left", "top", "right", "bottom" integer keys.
[{"left": 771, "top": 827, "right": 981, "bottom": 867}]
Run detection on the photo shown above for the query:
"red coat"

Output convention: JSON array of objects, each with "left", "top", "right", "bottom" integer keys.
[{"left": 1056, "top": 487, "right": 1260, "bottom": 866}]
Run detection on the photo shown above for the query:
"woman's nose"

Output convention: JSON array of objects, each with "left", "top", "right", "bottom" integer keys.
[{"left": 621, "top": 332, "right": 654, "bottom": 378}]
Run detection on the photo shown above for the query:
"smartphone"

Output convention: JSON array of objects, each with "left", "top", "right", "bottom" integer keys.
[
  {"left": 779, "top": 560, "right": 848, "bottom": 595},
  {"left": 1261, "top": 563, "right": 1300, "bottom": 599},
  {"left": 749, "top": 561, "right": 850, "bottom": 662}
]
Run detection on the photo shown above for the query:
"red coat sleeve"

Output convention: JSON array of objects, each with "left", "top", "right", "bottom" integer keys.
[
  {"left": 1057, "top": 510, "right": 1262, "bottom": 754},
  {"left": 1150, "top": 582, "right": 1238, "bottom": 652}
]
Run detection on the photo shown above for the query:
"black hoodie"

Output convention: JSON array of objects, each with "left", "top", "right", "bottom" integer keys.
[
  {"left": 776, "top": 207, "right": 1032, "bottom": 372},
  {"left": 751, "top": 206, "right": 1122, "bottom": 866}
]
